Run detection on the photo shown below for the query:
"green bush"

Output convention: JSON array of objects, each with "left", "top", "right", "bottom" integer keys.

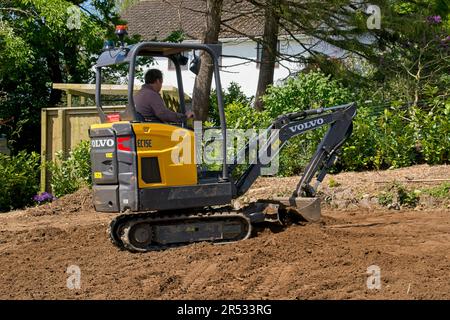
[
  {"left": 0, "top": 151, "right": 40, "bottom": 212},
  {"left": 377, "top": 182, "right": 420, "bottom": 208},
  {"left": 412, "top": 104, "right": 450, "bottom": 164},
  {"left": 204, "top": 102, "right": 272, "bottom": 178},
  {"left": 207, "top": 72, "right": 449, "bottom": 176},
  {"left": 262, "top": 71, "right": 354, "bottom": 119},
  {"left": 48, "top": 140, "right": 92, "bottom": 198},
  {"left": 423, "top": 182, "right": 450, "bottom": 199},
  {"left": 373, "top": 108, "right": 417, "bottom": 169},
  {"left": 339, "top": 105, "right": 378, "bottom": 170},
  {"left": 224, "top": 101, "right": 271, "bottom": 129},
  {"left": 340, "top": 102, "right": 450, "bottom": 171},
  {"left": 262, "top": 71, "right": 355, "bottom": 175},
  {"left": 209, "top": 82, "right": 253, "bottom": 125},
  {"left": 206, "top": 72, "right": 356, "bottom": 176}
]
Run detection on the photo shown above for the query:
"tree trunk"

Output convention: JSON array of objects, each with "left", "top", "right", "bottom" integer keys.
[
  {"left": 254, "top": 0, "right": 279, "bottom": 111},
  {"left": 192, "top": 0, "right": 223, "bottom": 121}
]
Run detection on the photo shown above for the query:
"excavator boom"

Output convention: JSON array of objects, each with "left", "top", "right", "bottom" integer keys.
[{"left": 105, "top": 103, "right": 356, "bottom": 252}]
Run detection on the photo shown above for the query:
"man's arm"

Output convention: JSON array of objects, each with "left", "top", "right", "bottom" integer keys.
[{"left": 151, "top": 94, "right": 186, "bottom": 123}]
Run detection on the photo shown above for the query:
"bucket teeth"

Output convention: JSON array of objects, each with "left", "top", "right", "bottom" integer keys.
[
  {"left": 245, "top": 198, "right": 321, "bottom": 224},
  {"left": 271, "top": 197, "right": 321, "bottom": 223}
]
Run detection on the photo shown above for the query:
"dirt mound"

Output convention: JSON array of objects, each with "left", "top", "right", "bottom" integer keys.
[
  {"left": 24, "top": 188, "right": 93, "bottom": 217},
  {"left": 23, "top": 164, "right": 450, "bottom": 218},
  {"left": 241, "top": 164, "right": 450, "bottom": 210}
]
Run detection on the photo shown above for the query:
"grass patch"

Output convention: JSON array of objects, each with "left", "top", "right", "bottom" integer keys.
[
  {"left": 422, "top": 182, "right": 450, "bottom": 199},
  {"left": 328, "top": 177, "right": 341, "bottom": 188},
  {"left": 377, "top": 181, "right": 420, "bottom": 208}
]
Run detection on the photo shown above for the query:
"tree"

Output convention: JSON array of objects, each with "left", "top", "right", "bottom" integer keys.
[
  {"left": 116, "top": 0, "right": 140, "bottom": 13},
  {"left": 0, "top": 0, "right": 137, "bottom": 152},
  {"left": 372, "top": 0, "right": 450, "bottom": 105},
  {"left": 254, "top": 0, "right": 280, "bottom": 111},
  {"left": 192, "top": 0, "right": 223, "bottom": 121}
]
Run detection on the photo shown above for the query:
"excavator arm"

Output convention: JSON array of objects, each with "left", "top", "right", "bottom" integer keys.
[
  {"left": 107, "top": 103, "right": 357, "bottom": 252},
  {"left": 231, "top": 102, "right": 357, "bottom": 198}
]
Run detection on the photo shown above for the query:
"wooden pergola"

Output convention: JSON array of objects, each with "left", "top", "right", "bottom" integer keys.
[{"left": 52, "top": 83, "right": 183, "bottom": 107}]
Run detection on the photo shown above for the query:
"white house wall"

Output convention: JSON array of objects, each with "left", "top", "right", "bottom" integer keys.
[{"left": 140, "top": 37, "right": 345, "bottom": 98}]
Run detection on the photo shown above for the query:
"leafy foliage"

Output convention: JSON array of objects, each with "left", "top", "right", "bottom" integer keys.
[
  {"left": 48, "top": 140, "right": 92, "bottom": 198},
  {"left": 411, "top": 102, "right": 450, "bottom": 164},
  {"left": 377, "top": 182, "right": 421, "bottom": 208},
  {"left": 219, "top": 71, "right": 449, "bottom": 176},
  {"left": 423, "top": 182, "right": 450, "bottom": 199},
  {"left": 0, "top": 151, "right": 40, "bottom": 211},
  {"left": 262, "top": 71, "right": 355, "bottom": 176},
  {"left": 263, "top": 72, "right": 354, "bottom": 118},
  {"left": 224, "top": 101, "right": 271, "bottom": 129},
  {"left": 341, "top": 99, "right": 449, "bottom": 170},
  {"left": 208, "top": 82, "right": 254, "bottom": 125},
  {"left": 0, "top": 0, "right": 140, "bottom": 152}
]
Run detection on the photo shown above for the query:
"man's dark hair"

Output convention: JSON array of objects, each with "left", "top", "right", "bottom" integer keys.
[{"left": 145, "top": 69, "right": 163, "bottom": 84}]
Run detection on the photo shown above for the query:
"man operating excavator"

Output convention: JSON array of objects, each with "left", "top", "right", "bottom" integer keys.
[{"left": 134, "top": 69, "right": 195, "bottom": 123}]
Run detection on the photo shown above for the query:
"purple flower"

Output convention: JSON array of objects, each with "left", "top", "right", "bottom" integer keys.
[
  {"left": 33, "top": 192, "right": 56, "bottom": 204},
  {"left": 427, "top": 15, "right": 442, "bottom": 24}
]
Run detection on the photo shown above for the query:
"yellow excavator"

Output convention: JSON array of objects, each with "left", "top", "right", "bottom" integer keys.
[{"left": 90, "top": 26, "right": 356, "bottom": 252}]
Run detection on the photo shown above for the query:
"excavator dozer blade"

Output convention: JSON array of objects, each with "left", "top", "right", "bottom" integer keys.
[{"left": 272, "top": 197, "right": 321, "bottom": 222}]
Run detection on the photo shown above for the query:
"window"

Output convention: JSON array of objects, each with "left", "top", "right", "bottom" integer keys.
[{"left": 256, "top": 40, "right": 280, "bottom": 69}]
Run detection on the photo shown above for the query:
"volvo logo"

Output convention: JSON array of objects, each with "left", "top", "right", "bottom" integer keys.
[
  {"left": 288, "top": 118, "right": 324, "bottom": 133},
  {"left": 91, "top": 139, "right": 114, "bottom": 148}
]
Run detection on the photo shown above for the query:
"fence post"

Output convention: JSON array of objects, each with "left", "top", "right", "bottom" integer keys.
[
  {"left": 40, "top": 109, "right": 47, "bottom": 192},
  {"left": 57, "top": 109, "right": 67, "bottom": 158}
]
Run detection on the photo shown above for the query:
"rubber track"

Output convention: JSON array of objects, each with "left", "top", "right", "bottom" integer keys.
[{"left": 109, "top": 207, "right": 252, "bottom": 252}]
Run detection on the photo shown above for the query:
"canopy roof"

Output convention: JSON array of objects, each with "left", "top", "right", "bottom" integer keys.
[
  {"left": 96, "top": 42, "right": 221, "bottom": 68},
  {"left": 52, "top": 83, "right": 178, "bottom": 96}
]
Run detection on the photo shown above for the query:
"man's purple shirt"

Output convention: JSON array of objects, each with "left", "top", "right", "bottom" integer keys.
[{"left": 134, "top": 84, "right": 185, "bottom": 123}]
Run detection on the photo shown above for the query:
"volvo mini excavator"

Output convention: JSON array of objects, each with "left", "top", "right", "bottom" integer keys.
[{"left": 90, "top": 26, "right": 356, "bottom": 252}]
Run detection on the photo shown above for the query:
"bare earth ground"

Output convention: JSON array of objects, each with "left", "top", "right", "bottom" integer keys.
[{"left": 0, "top": 164, "right": 449, "bottom": 300}]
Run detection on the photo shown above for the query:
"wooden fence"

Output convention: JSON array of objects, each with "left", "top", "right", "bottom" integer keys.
[{"left": 40, "top": 105, "right": 125, "bottom": 191}]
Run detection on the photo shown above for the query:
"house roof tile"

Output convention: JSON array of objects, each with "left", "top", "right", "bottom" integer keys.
[{"left": 122, "top": 0, "right": 265, "bottom": 40}]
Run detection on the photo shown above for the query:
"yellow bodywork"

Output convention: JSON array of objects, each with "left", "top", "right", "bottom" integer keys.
[
  {"left": 133, "top": 123, "right": 197, "bottom": 188},
  {"left": 90, "top": 122, "right": 197, "bottom": 188}
]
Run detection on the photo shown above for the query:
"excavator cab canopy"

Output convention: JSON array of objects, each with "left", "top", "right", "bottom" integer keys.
[
  {"left": 95, "top": 41, "right": 224, "bottom": 125},
  {"left": 95, "top": 40, "right": 229, "bottom": 179}
]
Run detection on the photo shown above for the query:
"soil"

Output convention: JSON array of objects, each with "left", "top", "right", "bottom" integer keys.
[{"left": 0, "top": 164, "right": 449, "bottom": 300}]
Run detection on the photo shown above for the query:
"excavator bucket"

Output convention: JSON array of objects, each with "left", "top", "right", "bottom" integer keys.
[
  {"left": 272, "top": 197, "right": 321, "bottom": 222},
  {"left": 244, "top": 197, "right": 321, "bottom": 225}
]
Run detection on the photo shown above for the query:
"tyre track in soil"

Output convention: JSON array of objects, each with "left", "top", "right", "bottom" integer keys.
[{"left": 246, "top": 263, "right": 297, "bottom": 299}]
